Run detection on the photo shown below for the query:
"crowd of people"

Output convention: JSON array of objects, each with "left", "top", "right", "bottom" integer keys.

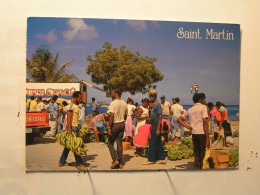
[{"left": 26, "top": 88, "right": 232, "bottom": 170}]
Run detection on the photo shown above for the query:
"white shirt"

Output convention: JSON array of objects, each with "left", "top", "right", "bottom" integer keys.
[
  {"left": 78, "top": 105, "right": 85, "bottom": 125},
  {"left": 161, "top": 101, "right": 171, "bottom": 115},
  {"left": 182, "top": 103, "right": 208, "bottom": 134},
  {"left": 109, "top": 99, "right": 128, "bottom": 123},
  {"left": 171, "top": 104, "right": 184, "bottom": 118},
  {"left": 36, "top": 102, "right": 44, "bottom": 111},
  {"left": 127, "top": 104, "right": 136, "bottom": 115}
]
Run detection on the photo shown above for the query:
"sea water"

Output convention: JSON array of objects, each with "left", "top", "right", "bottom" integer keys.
[{"left": 86, "top": 105, "right": 239, "bottom": 121}]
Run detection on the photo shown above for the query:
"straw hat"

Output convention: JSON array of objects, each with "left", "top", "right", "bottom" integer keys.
[{"left": 149, "top": 89, "right": 158, "bottom": 95}]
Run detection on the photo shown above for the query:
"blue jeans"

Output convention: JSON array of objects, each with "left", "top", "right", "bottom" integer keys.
[
  {"left": 57, "top": 113, "right": 62, "bottom": 134},
  {"left": 162, "top": 115, "right": 170, "bottom": 121},
  {"left": 59, "top": 126, "right": 83, "bottom": 166},
  {"left": 148, "top": 120, "right": 165, "bottom": 162},
  {"left": 171, "top": 117, "right": 184, "bottom": 139}
]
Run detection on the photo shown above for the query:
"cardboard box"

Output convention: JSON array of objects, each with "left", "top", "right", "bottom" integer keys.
[
  {"left": 210, "top": 150, "right": 230, "bottom": 168},
  {"left": 215, "top": 162, "right": 229, "bottom": 169},
  {"left": 123, "top": 142, "right": 131, "bottom": 150},
  {"left": 217, "top": 155, "right": 230, "bottom": 163}
]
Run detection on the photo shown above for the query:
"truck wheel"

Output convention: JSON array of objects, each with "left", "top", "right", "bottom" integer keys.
[{"left": 26, "top": 133, "right": 35, "bottom": 144}]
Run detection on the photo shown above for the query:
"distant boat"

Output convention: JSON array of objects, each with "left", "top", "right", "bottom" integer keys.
[{"left": 101, "top": 105, "right": 109, "bottom": 108}]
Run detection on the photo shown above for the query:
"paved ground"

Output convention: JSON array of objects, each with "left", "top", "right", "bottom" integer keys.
[
  {"left": 26, "top": 121, "right": 239, "bottom": 172},
  {"left": 26, "top": 138, "right": 195, "bottom": 171}
]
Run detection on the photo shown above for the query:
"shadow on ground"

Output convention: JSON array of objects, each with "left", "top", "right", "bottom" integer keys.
[
  {"left": 175, "top": 162, "right": 194, "bottom": 169},
  {"left": 26, "top": 137, "right": 56, "bottom": 145},
  {"left": 122, "top": 154, "right": 134, "bottom": 165}
]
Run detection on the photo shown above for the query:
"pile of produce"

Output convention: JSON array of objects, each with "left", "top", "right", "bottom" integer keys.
[
  {"left": 56, "top": 131, "right": 87, "bottom": 156},
  {"left": 86, "top": 133, "right": 96, "bottom": 143},
  {"left": 181, "top": 137, "right": 194, "bottom": 150},
  {"left": 99, "top": 133, "right": 109, "bottom": 143},
  {"left": 139, "top": 147, "right": 149, "bottom": 158},
  {"left": 228, "top": 149, "right": 239, "bottom": 167},
  {"left": 233, "top": 130, "right": 239, "bottom": 137},
  {"left": 166, "top": 138, "right": 194, "bottom": 161},
  {"left": 78, "top": 124, "right": 91, "bottom": 139},
  {"left": 79, "top": 123, "right": 109, "bottom": 143}
]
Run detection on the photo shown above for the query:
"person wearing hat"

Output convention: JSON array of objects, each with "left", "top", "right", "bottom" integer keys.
[
  {"left": 136, "top": 98, "right": 150, "bottom": 135},
  {"left": 160, "top": 95, "right": 172, "bottom": 139},
  {"left": 160, "top": 95, "right": 171, "bottom": 121},
  {"left": 143, "top": 89, "right": 166, "bottom": 165}
]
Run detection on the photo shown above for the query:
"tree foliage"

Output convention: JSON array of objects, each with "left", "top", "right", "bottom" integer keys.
[
  {"left": 26, "top": 48, "right": 73, "bottom": 82},
  {"left": 86, "top": 42, "right": 164, "bottom": 95}
]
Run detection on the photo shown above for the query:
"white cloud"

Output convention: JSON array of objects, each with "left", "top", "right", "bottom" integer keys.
[
  {"left": 62, "top": 19, "right": 99, "bottom": 41},
  {"left": 126, "top": 20, "right": 147, "bottom": 32},
  {"left": 36, "top": 30, "right": 57, "bottom": 42}
]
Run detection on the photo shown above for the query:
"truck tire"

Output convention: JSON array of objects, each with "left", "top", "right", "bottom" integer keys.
[
  {"left": 32, "top": 127, "right": 51, "bottom": 134},
  {"left": 26, "top": 133, "right": 35, "bottom": 144}
]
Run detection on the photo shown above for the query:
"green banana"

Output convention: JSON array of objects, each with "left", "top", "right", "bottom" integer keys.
[
  {"left": 71, "top": 136, "right": 75, "bottom": 151},
  {"left": 74, "top": 137, "right": 79, "bottom": 150}
]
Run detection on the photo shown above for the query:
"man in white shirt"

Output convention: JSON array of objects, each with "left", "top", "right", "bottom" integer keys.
[
  {"left": 170, "top": 97, "right": 184, "bottom": 140},
  {"left": 108, "top": 89, "right": 128, "bottom": 169},
  {"left": 36, "top": 97, "right": 44, "bottom": 111},
  {"left": 178, "top": 93, "right": 210, "bottom": 169},
  {"left": 160, "top": 95, "right": 171, "bottom": 121}
]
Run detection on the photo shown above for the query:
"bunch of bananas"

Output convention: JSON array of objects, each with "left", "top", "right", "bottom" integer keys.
[
  {"left": 78, "top": 124, "right": 91, "bottom": 139},
  {"left": 55, "top": 131, "right": 87, "bottom": 156}
]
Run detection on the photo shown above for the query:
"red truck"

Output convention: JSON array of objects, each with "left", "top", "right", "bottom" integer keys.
[{"left": 26, "top": 111, "right": 51, "bottom": 144}]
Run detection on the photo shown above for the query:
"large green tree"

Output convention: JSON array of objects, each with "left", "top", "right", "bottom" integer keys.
[
  {"left": 86, "top": 42, "right": 164, "bottom": 95},
  {"left": 26, "top": 48, "right": 73, "bottom": 82}
]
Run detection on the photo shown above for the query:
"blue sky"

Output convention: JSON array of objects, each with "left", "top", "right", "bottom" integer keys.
[{"left": 27, "top": 17, "right": 240, "bottom": 105}]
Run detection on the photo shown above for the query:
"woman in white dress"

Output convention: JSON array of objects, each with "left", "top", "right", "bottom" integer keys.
[
  {"left": 125, "top": 98, "right": 136, "bottom": 142},
  {"left": 135, "top": 98, "right": 150, "bottom": 135}
]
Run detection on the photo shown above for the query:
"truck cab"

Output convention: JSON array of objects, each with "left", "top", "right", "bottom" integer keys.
[{"left": 26, "top": 111, "right": 50, "bottom": 144}]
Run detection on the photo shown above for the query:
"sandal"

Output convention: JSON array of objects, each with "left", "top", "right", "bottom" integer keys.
[
  {"left": 111, "top": 160, "right": 119, "bottom": 169},
  {"left": 155, "top": 160, "right": 166, "bottom": 164},
  {"left": 142, "top": 161, "right": 155, "bottom": 165}
]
